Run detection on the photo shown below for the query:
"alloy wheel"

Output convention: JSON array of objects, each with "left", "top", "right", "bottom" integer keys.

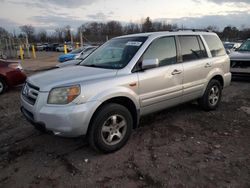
[
  {"left": 101, "top": 114, "right": 127, "bottom": 146},
  {"left": 208, "top": 85, "right": 220, "bottom": 106}
]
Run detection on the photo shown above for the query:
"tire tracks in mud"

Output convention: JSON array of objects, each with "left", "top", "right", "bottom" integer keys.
[
  {"left": 0, "top": 129, "right": 87, "bottom": 176},
  {"left": 45, "top": 144, "right": 87, "bottom": 176},
  {"left": 0, "top": 132, "right": 42, "bottom": 168},
  {"left": 124, "top": 153, "right": 164, "bottom": 187},
  {"left": 125, "top": 123, "right": 186, "bottom": 187}
]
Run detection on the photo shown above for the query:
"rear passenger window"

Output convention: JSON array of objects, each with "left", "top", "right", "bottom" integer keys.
[
  {"left": 179, "top": 36, "right": 208, "bottom": 62},
  {"left": 143, "top": 37, "right": 177, "bottom": 66},
  {"left": 203, "top": 35, "right": 226, "bottom": 57}
]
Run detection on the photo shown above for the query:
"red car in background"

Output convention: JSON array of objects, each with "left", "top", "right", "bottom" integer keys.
[{"left": 0, "top": 59, "right": 26, "bottom": 94}]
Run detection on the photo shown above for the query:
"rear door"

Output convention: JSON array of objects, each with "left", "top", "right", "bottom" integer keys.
[
  {"left": 137, "top": 36, "right": 183, "bottom": 115},
  {"left": 178, "top": 35, "right": 211, "bottom": 102}
]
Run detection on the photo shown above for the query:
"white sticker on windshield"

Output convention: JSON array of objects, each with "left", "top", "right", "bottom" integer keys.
[{"left": 126, "top": 41, "right": 142, "bottom": 46}]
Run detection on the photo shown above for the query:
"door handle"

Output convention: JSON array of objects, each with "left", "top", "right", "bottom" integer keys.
[
  {"left": 204, "top": 63, "right": 212, "bottom": 68},
  {"left": 171, "top": 69, "right": 182, "bottom": 75}
]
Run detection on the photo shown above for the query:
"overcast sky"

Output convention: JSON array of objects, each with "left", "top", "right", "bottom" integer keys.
[{"left": 0, "top": 0, "right": 250, "bottom": 33}]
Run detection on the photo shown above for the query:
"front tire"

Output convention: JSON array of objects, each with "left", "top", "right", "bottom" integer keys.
[
  {"left": 2, "top": 54, "right": 7, "bottom": 60},
  {"left": 88, "top": 103, "right": 133, "bottom": 153},
  {"left": 0, "top": 78, "right": 6, "bottom": 94},
  {"left": 198, "top": 79, "right": 222, "bottom": 111}
]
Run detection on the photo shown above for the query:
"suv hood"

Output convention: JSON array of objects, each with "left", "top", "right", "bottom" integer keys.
[
  {"left": 27, "top": 66, "right": 117, "bottom": 91},
  {"left": 230, "top": 51, "right": 250, "bottom": 61},
  {"left": 56, "top": 59, "right": 81, "bottom": 68}
]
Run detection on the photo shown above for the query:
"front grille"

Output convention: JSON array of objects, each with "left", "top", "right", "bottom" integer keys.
[{"left": 22, "top": 82, "right": 40, "bottom": 105}]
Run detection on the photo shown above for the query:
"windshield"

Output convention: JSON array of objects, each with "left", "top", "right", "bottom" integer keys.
[
  {"left": 80, "top": 36, "right": 147, "bottom": 69},
  {"left": 79, "top": 47, "right": 97, "bottom": 60},
  {"left": 238, "top": 40, "right": 250, "bottom": 51}
]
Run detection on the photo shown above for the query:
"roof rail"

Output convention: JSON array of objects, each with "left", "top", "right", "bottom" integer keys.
[{"left": 171, "top": 28, "right": 211, "bottom": 32}]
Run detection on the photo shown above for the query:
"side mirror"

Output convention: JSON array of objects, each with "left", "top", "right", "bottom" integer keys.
[{"left": 141, "top": 59, "right": 159, "bottom": 70}]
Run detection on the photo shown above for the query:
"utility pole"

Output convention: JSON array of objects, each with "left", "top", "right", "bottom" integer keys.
[
  {"left": 80, "top": 30, "right": 83, "bottom": 47},
  {"left": 70, "top": 29, "right": 73, "bottom": 46},
  {"left": 5, "top": 38, "right": 9, "bottom": 58},
  {"left": 25, "top": 34, "right": 30, "bottom": 58},
  {"left": 8, "top": 37, "right": 13, "bottom": 58}
]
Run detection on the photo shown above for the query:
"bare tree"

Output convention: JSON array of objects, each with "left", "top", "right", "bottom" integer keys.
[
  {"left": 55, "top": 27, "right": 64, "bottom": 43},
  {"left": 19, "top": 25, "right": 35, "bottom": 41},
  {"left": 222, "top": 26, "right": 240, "bottom": 41},
  {"left": 0, "top": 27, "right": 9, "bottom": 38},
  {"left": 142, "top": 17, "right": 153, "bottom": 32},
  {"left": 123, "top": 23, "right": 141, "bottom": 34},
  {"left": 64, "top": 25, "right": 71, "bottom": 42},
  {"left": 37, "top": 29, "right": 47, "bottom": 42},
  {"left": 205, "top": 25, "right": 219, "bottom": 32},
  {"left": 2, "top": 19, "right": 249, "bottom": 44},
  {"left": 162, "top": 23, "right": 178, "bottom": 31}
]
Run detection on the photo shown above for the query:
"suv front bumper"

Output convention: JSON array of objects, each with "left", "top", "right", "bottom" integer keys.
[{"left": 21, "top": 94, "right": 100, "bottom": 137}]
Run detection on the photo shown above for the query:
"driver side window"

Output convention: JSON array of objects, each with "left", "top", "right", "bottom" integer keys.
[{"left": 143, "top": 37, "right": 177, "bottom": 67}]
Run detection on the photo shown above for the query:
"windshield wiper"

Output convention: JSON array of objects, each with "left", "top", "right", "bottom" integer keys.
[{"left": 83, "top": 64, "right": 101, "bottom": 68}]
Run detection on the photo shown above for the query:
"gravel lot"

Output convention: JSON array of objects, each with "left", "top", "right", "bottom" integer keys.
[
  {"left": 0, "top": 67, "right": 250, "bottom": 187},
  {"left": 20, "top": 51, "right": 60, "bottom": 71}
]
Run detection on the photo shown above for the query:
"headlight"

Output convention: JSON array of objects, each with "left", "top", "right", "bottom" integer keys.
[
  {"left": 8, "top": 63, "right": 23, "bottom": 70},
  {"left": 48, "top": 85, "right": 81, "bottom": 104},
  {"left": 17, "top": 64, "right": 23, "bottom": 70}
]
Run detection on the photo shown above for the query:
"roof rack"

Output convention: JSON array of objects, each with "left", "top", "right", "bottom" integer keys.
[{"left": 171, "top": 28, "right": 211, "bottom": 32}]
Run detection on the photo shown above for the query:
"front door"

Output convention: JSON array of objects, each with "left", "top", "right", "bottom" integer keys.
[{"left": 137, "top": 36, "right": 183, "bottom": 115}]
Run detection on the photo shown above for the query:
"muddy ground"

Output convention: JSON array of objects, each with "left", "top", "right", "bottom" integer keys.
[{"left": 0, "top": 77, "right": 250, "bottom": 187}]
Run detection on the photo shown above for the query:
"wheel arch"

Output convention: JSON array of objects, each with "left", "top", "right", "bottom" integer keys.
[
  {"left": 211, "top": 75, "right": 224, "bottom": 88},
  {"left": 87, "top": 96, "right": 140, "bottom": 136},
  {"left": 202, "top": 71, "right": 225, "bottom": 95},
  {"left": 0, "top": 74, "right": 7, "bottom": 85}
]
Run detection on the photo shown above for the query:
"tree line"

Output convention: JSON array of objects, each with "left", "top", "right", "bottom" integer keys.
[{"left": 1, "top": 17, "right": 250, "bottom": 44}]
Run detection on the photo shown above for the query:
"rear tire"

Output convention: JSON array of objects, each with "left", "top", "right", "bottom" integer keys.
[
  {"left": 198, "top": 79, "right": 222, "bottom": 111},
  {"left": 0, "top": 78, "right": 7, "bottom": 94},
  {"left": 88, "top": 103, "right": 133, "bottom": 153}
]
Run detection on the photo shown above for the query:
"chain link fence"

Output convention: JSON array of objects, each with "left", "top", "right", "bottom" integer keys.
[
  {"left": 0, "top": 37, "right": 30, "bottom": 59},
  {"left": 0, "top": 34, "right": 106, "bottom": 60}
]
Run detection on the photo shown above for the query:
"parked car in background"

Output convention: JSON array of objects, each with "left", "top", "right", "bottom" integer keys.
[
  {"left": 36, "top": 43, "right": 45, "bottom": 51},
  {"left": 0, "top": 51, "right": 7, "bottom": 59},
  {"left": 230, "top": 39, "right": 250, "bottom": 77},
  {"left": 58, "top": 46, "right": 97, "bottom": 63},
  {"left": 21, "top": 31, "right": 231, "bottom": 153},
  {"left": 45, "top": 43, "right": 59, "bottom": 51},
  {"left": 36, "top": 43, "right": 48, "bottom": 51},
  {"left": 223, "top": 42, "right": 241, "bottom": 54},
  {"left": 56, "top": 44, "right": 73, "bottom": 52},
  {"left": 0, "top": 59, "right": 26, "bottom": 94}
]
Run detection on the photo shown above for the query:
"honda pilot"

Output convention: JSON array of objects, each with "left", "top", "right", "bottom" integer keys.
[{"left": 21, "top": 31, "right": 231, "bottom": 153}]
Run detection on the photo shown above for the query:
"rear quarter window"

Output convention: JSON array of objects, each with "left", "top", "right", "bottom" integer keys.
[{"left": 203, "top": 35, "right": 226, "bottom": 57}]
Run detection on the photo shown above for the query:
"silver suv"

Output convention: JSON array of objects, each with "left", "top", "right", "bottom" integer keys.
[{"left": 21, "top": 31, "right": 231, "bottom": 153}]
